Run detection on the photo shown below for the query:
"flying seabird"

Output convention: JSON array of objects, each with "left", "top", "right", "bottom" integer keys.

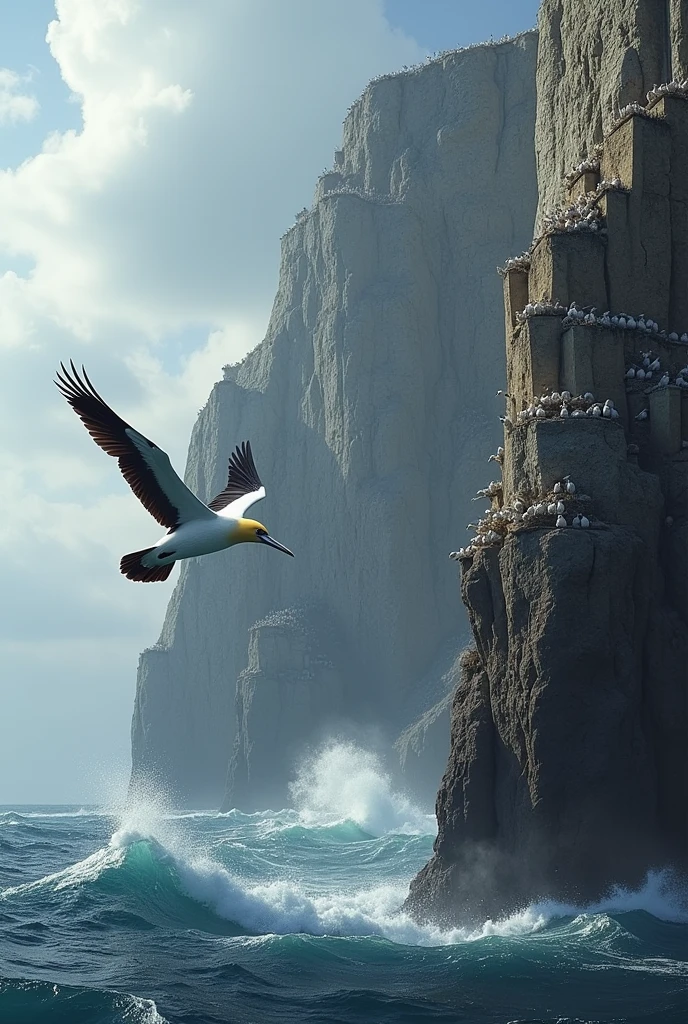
[{"left": 55, "top": 362, "right": 294, "bottom": 582}]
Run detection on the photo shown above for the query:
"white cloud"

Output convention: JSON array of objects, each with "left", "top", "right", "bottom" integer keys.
[
  {"left": 0, "top": 67, "right": 39, "bottom": 125},
  {"left": 0, "top": 0, "right": 423, "bottom": 802}
]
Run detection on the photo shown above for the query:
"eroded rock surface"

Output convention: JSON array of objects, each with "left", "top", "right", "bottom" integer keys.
[
  {"left": 407, "top": 515, "right": 688, "bottom": 922},
  {"left": 535, "top": 0, "right": 688, "bottom": 217},
  {"left": 407, "top": 3, "right": 688, "bottom": 924}
]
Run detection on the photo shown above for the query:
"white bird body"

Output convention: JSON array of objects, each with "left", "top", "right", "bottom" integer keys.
[
  {"left": 56, "top": 363, "right": 293, "bottom": 581},
  {"left": 146, "top": 498, "right": 265, "bottom": 567}
]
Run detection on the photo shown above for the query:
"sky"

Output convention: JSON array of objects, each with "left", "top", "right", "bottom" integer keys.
[{"left": 0, "top": 0, "right": 540, "bottom": 805}]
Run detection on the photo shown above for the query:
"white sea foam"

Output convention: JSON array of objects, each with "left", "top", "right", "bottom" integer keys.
[
  {"left": 174, "top": 853, "right": 551, "bottom": 945},
  {"left": 5, "top": 797, "right": 688, "bottom": 946},
  {"left": 527, "top": 870, "right": 688, "bottom": 927},
  {"left": 1, "top": 845, "right": 125, "bottom": 898},
  {"left": 289, "top": 741, "right": 435, "bottom": 836},
  {"left": 8, "top": 771, "right": 686, "bottom": 950},
  {"left": 172, "top": 858, "right": 688, "bottom": 944}
]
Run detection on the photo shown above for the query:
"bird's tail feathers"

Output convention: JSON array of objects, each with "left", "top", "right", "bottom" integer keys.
[{"left": 120, "top": 546, "right": 174, "bottom": 583}]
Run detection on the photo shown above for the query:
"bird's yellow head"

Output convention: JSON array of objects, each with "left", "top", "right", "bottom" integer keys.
[{"left": 231, "top": 518, "right": 294, "bottom": 557}]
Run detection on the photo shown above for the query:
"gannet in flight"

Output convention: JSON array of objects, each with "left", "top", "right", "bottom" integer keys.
[{"left": 55, "top": 362, "right": 293, "bottom": 582}]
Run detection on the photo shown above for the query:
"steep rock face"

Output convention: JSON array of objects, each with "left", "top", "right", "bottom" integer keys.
[
  {"left": 394, "top": 657, "right": 458, "bottom": 801},
  {"left": 130, "top": 34, "right": 539, "bottom": 808},
  {"left": 535, "top": 0, "right": 688, "bottom": 217},
  {"left": 407, "top": 10, "right": 688, "bottom": 921},
  {"left": 227, "top": 608, "right": 346, "bottom": 810},
  {"left": 408, "top": 519, "right": 687, "bottom": 922}
]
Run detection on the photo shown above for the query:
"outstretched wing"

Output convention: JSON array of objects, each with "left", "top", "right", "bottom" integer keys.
[
  {"left": 55, "top": 361, "right": 214, "bottom": 530},
  {"left": 209, "top": 440, "right": 266, "bottom": 518}
]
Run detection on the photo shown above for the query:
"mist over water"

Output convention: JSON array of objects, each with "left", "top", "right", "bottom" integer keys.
[{"left": 2, "top": 742, "right": 688, "bottom": 1022}]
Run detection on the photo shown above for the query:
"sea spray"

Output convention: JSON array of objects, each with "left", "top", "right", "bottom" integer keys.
[
  {"left": 3, "top": 807, "right": 688, "bottom": 1024},
  {"left": 289, "top": 741, "right": 434, "bottom": 835}
]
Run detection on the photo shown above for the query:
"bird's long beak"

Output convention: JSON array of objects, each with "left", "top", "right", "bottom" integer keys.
[{"left": 259, "top": 534, "right": 294, "bottom": 557}]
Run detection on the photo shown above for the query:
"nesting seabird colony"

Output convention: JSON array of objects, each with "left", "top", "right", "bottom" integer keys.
[
  {"left": 646, "top": 79, "right": 688, "bottom": 104},
  {"left": 564, "top": 156, "right": 600, "bottom": 188},
  {"left": 515, "top": 390, "right": 620, "bottom": 422},
  {"left": 562, "top": 303, "right": 688, "bottom": 342},
  {"left": 459, "top": 85, "right": 688, "bottom": 568},
  {"left": 449, "top": 475, "right": 594, "bottom": 562}
]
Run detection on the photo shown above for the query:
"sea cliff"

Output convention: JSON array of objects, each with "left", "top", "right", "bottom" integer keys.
[
  {"left": 406, "top": 0, "right": 688, "bottom": 922},
  {"left": 130, "top": 34, "right": 539, "bottom": 808}
]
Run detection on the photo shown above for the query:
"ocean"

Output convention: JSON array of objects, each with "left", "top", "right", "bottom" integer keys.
[{"left": 1, "top": 743, "right": 687, "bottom": 1024}]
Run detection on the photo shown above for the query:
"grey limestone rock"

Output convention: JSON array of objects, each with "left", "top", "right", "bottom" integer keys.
[
  {"left": 130, "top": 34, "right": 539, "bottom": 808},
  {"left": 535, "top": 0, "right": 688, "bottom": 219}
]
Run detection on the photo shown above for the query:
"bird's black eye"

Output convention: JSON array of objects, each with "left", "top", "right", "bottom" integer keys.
[{"left": 256, "top": 528, "right": 267, "bottom": 537}]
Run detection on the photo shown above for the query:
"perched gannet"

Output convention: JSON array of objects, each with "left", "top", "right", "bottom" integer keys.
[{"left": 55, "top": 362, "right": 294, "bottom": 582}]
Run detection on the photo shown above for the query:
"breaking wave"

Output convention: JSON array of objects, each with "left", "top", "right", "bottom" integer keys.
[
  {"left": 289, "top": 741, "right": 434, "bottom": 835},
  {"left": 5, "top": 808, "right": 688, "bottom": 948},
  {"left": 3, "top": 785, "right": 688, "bottom": 1024}
]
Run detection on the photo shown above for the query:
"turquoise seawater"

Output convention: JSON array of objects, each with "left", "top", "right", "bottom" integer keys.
[{"left": 2, "top": 745, "right": 688, "bottom": 1023}]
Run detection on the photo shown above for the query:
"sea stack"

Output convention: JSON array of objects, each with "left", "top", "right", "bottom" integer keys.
[{"left": 405, "top": 0, "right": 688, "bottom": 924}]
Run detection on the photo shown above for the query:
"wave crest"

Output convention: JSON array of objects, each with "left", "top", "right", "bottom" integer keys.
[
  {"left": 289, "top": 742, "right": 434, "bottom": 835},
  {"left": 0, "top": 975, "right": 166, "bottom": 1023}
]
